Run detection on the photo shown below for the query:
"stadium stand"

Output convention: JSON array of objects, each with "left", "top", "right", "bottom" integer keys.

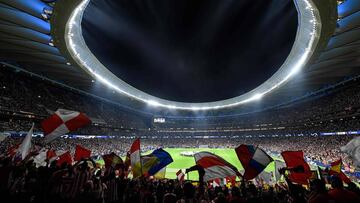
[{"left": 2, "top": 65, "right": 360, "bottom": 137}]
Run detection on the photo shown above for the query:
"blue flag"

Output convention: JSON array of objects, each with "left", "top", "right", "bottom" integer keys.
[{"left": 145, "top": 148, "right": 173, "bottom": 176}]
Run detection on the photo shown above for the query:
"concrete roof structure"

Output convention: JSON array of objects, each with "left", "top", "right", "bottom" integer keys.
[{"left": 1, "top": 0, "right": 359, "bottom": 118}]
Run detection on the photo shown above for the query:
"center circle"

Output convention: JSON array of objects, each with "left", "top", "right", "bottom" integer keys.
[{"left": 82, "top": 0, "right": 297, "bottom": 103}]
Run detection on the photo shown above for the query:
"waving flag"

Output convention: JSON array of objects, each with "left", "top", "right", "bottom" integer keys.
[
  {"left": 57, "top": 151, "right": 73, "bottom": 167},
  {"left": 281, "top": 151, "right": 311, "bottom": 184},
  {"left": 194, "top": 151, "right": 239, "bottom": 182},
  {"left": 274, "top": 160, "right": 286, "bottom": 181},
  {"left": 130, "top": 138, "right": 141, "bottom": 178},
  {"left": 341, "top": 137, "right": 360, "bottom": 169},
  {"left": 329, "top": 159, "right": 342, "bottom": 174},
  {"left": 44, "top": 150, "right": 66, "bottom": 164},
  {"left": 33, "top": 148, "right": 48, "bottom": 167},
  {"left": 74, "top": 145, "right": 91, "bottom": 161},
  {"left": 235, "top": 145, "right": 273, "bottom": 180},
  {"left": 141, "top": 155, "right": 159, "bottom": 175},
  {"left": 46, "top": 149, "right": 57, "bottom": 160},
  {"left": 141, "top": 148, "right": 173, "bottom": 176},
  {"left": 176, "top": 169, "right": 185, "bottom": 181},
  {"left": 258, "top": 171, "right": 274, "bottom": 185},
  {"left": 328, "top": 159, "right": 351, "bottom": 184},
  {"left": 102, "top": 152, "right": 123, "bottom": 169},
  {"left": 41, "top": 109, "right": 91, "bottom": 143},
  {"left": 154, "top": 167, "right": 167, "bottom": 179},
  {"left": 124, "top": 151, "right": 130, "bottom": 170},
  {"left": 16, "top": 124, "right": 34, "bottom": 160},
  {"left": 338, "top": 171, "right": 351, "bottom": 184}
]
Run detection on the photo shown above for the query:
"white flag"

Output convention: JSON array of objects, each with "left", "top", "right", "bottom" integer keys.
[
  {"left": 259, "top": 171, "right": 274, "bottom": 185},
  {"left": 33, "top": 148, "right": 48, "bottom": 167},
  {"left": 341, "top": 137, "right": 360, "bottom": 170},
  {"left": 274, "top": 160, "right": 286, "bottom": 181},
  {"left": 18, "top": 124, "right": 34, "bottom": 160}
]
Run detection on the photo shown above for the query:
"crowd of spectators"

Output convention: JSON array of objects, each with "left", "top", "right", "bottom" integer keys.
[
  {"left": 0, "top": 135, "right": 360, "bottom": 203},
  {"left": 2, "top": 66, "right": 360, "bottom": 136},
  {"left": 0, "top": 135, "right": 357, "bottom": 172},
  {"left": 0, "top": 67, "right": 149, "bottom": 132}
]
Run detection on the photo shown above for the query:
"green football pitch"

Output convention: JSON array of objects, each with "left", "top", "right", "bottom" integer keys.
[
  {"left": 144, "top": 148, "right": 275, "bottom": 180},
  {"left": 97, "top": 148, "right": 276, "bottom": 180}
]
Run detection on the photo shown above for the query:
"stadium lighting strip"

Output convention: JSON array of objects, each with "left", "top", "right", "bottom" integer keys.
[{"left": 64, "top": 0, "right": 321, "bottom": 111}]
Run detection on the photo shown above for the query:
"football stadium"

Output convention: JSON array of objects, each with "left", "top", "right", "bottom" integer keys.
[{"left": 1, "top": 0, "right": 360, "bottom": 202}]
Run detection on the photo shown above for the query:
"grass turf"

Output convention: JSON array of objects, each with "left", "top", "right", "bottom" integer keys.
[
  {"left": 96, "top": 148, "right": 275, "bottom": 180},
  {"left": 143, "top": 148, "right": 275, "bottom": 180}
]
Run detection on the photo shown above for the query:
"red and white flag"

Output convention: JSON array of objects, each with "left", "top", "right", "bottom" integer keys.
[
  {"left": 41, "top": 109, "right": 91, "bottom": 143},
  {"left": 47, "top": 150, "right": 57, "bottom": 160},
  {"left": 74, "top": 145, "right": 91, "bottom": 161},
  {"left": 176, "top": 169, "right": 185, "bottom": 181},
  {"left": 57, "top": 151, "right": 73, "bottom": 167},
  {"left": 194, "top": 151, "right": 239, "bottom": 182},
  {"left": 130, "top": 138, "right": 141, "bottom": 178},
  {"left": 47, "top": 150, "right": 66, "bottom": 163}
]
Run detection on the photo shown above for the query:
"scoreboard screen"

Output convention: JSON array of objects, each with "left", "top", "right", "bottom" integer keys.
[{"left": 153, "top": 117, "right": 166, "bottom": 123}]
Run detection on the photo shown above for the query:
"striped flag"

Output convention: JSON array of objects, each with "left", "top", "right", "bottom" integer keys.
[
  {"left": 154, "top": 167, "right": 166, "bottom": 179},
  {"left": 141, "top": 148, "right": 173, "bottom": 177},
  {"left": 130, "top": 138, "right": 141, "bottom": 178},
  {"left": 102, "top": 152, "right": 123, "bottom": 169},
  {"left": 328, "top": 159, "right": 351, "bottom": 184},
  {"left": 329, "top": 159, "right": 342, "bottom": 174},
  {"left": 194, "top": 151, "right": 239, "bottom": 182},
  {"left": 235, "top": 145, "right": 273, "bottom": 180},
  {"left": 41, "top": 109, "right": 91, "bottom": 143},
  {"left": 176, "top": 169, "right": 185, "bottom": 181}
]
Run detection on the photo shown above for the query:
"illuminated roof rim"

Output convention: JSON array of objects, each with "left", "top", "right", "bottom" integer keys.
[{"left": 65, "top": 0, "right": 321, "bottom": 111}]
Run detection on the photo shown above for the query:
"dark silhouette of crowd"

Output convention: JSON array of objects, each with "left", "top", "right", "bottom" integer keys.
[{"left": 0, "top": 148, "right": 359, "bottom": 203}]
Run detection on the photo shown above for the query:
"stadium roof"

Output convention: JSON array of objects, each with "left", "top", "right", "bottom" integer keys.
[{"left": 0, "top": 0, "right": 359, "bottom": 117}]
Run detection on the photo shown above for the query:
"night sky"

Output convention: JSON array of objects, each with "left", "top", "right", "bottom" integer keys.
[{"left": 82, "top": 0, "right": 297, "bottom": 103}]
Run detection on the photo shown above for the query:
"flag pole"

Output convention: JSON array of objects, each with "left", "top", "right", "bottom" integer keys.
[{"left": 139, "top": 138, "right": 143, "bottom": 177}]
